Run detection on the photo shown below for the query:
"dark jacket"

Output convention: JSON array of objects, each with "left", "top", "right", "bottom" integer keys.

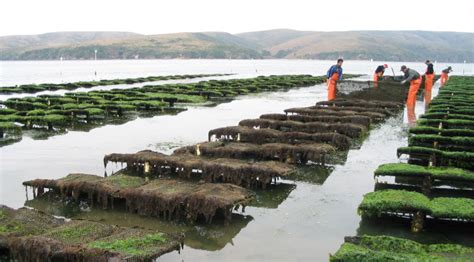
[
  {"left": 426, "top": 63, "right": 434, "bottom": 75},
  {"left": 442, "top": 67, "right": 452, "bottom": 74},
  {"left": 375, "top": 65, "right": 385, "bottom": 74}
]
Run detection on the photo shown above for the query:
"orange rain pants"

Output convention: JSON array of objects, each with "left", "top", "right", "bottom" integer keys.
[
  {"left": 373, "top": 72, "right": 383, "bottom": 88},
  {"left": 440, "top": 72, "right": 449, "bottom": 87},
  {"left": 327, "top": 73, "right": 339, "bottom": 101},
  {"left": 424, "top": 74, "right": 434, "bottom": 105},
  {"left": 407, "top": 101, "right": 416, "bottom": 125},
  {"left": 407, "top": 76, "right": 422, "bottom": 105}
]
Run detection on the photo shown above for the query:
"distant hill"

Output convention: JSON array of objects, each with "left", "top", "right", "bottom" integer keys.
[
  {"left": 1, "top": 30, "right": 472, "bottom": 62},
  {"left": 0, "top": 32, "right": 141, "bottom": 55},
  {"left": 238, "top": 30, "right": 474, "bottom": 62}
]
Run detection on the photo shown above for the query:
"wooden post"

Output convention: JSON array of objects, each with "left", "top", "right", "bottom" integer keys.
[
  {"left": 196, "top": 144, "right": 201, "bottom": 156},
  {"left": 144, "top": 161, "right": 151, "bottom": 174},
  {"left": 411, "top": 211, "right": 425, "bottom": 232},
  {"left": 421, "top": 175, "right": 432, "bottom": 196}
]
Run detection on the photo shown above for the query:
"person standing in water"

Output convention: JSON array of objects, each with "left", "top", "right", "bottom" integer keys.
[
  {"left": 424, "top": 60, "right": 435, "bottom": 106},
  {"left": 373, "top": 64, "right": 388, "bottom": 88},
  {"left": 401, "top": 65, "right": 422, "bottom": 104},
  {"left": 326, "top": 58, "right": 343, "bottom": 101},
  {"left": 440, "top": 66, "right": 453, "bottom": 87},
  {"left": 400, "top": 65, "right": 422, "bottom": 124}
]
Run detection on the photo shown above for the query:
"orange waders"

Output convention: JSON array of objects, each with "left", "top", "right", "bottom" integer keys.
[
  {"left": 407, "top": 76, "right": 422, "bottom": 105},
  {"left": 407, "top": 102, "right": 416, "bottom": 125},
  {"left": 373, "top": 72, "right": 383, "bottom": 88},
  {"left": 440, "top": 72, "right": 448, "bottom": 87},
  {"left": 424, "top": 74, "right": 434, "bottom": 105},
  {"left": 327, "top": 72, "right": 339, "bottom": 101},
  {"left": 406, "top": 76, "right": 421, "bottom": 125}
]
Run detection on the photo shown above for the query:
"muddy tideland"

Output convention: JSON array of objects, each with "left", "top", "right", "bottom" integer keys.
[{"left": 2, "top": 74, "right": 474, "bottom": 261}]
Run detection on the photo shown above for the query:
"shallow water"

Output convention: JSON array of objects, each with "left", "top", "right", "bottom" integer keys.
[
  {"left": 1, "top": 84, "right": 328, "bottom": 208},
  {"left": 1, "top": 60, "right": 472, "bottom": 261},
  {"left": 2, "top": 59, "right": 472, "bottom": 86}
]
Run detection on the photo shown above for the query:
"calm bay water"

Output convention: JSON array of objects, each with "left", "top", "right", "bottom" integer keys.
[
  {"left": 1, "top": 59, "right": 473, "bottom": 261},
  {"left": 1, "top": 59, "right": 472, "bottom": 87}
]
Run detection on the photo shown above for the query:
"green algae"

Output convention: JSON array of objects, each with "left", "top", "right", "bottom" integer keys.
[
  {"left": 0, "top": 205, "right": 182, "bottom": 261},
  {"left": 430, "top": 198, "right": 474, "bottom": 220},
  {"left": 0, "top": 74, "right": 226, "bottom": 94},
  {"left": 358, "top": 190, "right": 431, "bottom": 217},
  {"left": 331, "top": 235, "right": 474, "bottom": 261},
  {"left": 42, "top": 221, "right": 114, "bottom": 244},
  {"left": 104, "top": 174, "right": 145, "bottom": 189},
  {"left": 374, "top": 163, "right": 474, "bottom": 182},
  {"left": 417, "top": 118, "right": 474, "bottom": 129},
  {"left": 88, "top": 233, "right": 167, "bottom": 256},
  {"left": 409, "top": 126, "right": 474, "bottom": 137},
  {"left": 397, "top": 146, "right": 474, "bottom": 169},
  {"left": 359, "top": 190, "right": 474, "bottom": 220}
]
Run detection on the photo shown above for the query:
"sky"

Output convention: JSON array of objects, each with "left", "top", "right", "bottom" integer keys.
[{"left": 1, "top": 0, "right": 473, "bottom": 36}]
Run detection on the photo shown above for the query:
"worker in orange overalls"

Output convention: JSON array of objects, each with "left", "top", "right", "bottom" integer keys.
[
  {"left": 400, "top": 65, "right": 422, "bottom": 122},
  {"left": 424, "top": 60, "right": 435, "bottom": 106},
  {"left": 401, "top": 65, "right": 422, "bottom": 124},
  {"left": 326, "top": 58, "right": 343, "bottom": 101},
  {"left": 440, "top": 66, "right": 452, "bottom": 87},
  {"left": 373, "top": 64, "right": 388, "bottom": 88}
]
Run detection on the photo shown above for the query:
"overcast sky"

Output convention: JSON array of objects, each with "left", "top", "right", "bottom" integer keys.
[{"left": 1, "top": 0, "right": 473, "bottom": 36}]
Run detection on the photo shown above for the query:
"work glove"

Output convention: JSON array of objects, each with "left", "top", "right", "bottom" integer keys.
[{"left": 400, "top": 80, "right": 406, "bottom": 85}]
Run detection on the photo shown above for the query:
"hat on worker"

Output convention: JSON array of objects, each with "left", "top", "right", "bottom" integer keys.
[{"left": 400, "top": 65, "right": 407, "bottom": 71}]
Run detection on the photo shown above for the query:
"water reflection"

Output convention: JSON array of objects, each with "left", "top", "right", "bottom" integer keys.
[
  {"left": 250, "top": 183, "right": 297, "bottom": 209},
  {"left": 0, "top": 108, "right": 187, "bottom": 148},
  {"left": 287, "top": 165, "right": 335, "bottom": 185},
  {"left": 25, "top": 195, "right": 254, "bottom": 252},
  {"left": 24, "top": 164, "right": 331, "bottom": 252}
]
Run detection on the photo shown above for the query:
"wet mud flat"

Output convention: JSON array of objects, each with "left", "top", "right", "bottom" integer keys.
[
  {"left": 12, "top": 78, "right": 412, "bottom": 260},
  {"left": 333, "top": 76, "right": 474, "bottom": 260}
]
